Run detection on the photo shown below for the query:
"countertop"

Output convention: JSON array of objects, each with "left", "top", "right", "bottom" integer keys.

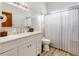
[{"left": 0, "top": 31, "right": 41, "bottom": 44}]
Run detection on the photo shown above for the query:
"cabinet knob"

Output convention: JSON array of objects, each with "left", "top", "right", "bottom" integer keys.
[
  {"left": 29, "top": 44, "right": 31, "bottom": 47},
  {"left": 27, "top": 45, "right": 29, "bottom": 48},
  {"left": 27, "top": 44, "right": 32, "bottom": 48}
]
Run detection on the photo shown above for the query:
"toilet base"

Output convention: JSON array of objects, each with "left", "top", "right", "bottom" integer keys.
[{"left": 43, "top": 44, "right": 50, "bottom": 51}]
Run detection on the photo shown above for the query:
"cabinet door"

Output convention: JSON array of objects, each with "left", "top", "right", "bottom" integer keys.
[
  {"left": 0, "top": 48, "right": 17, "bottom": 56},
  {"left": 30, "top": 38, "right": 37, "bottom": 55},
  {"left": 18, "top": 43, "right": 30, "bottom": 56},
  {"left": 36, "top": 36, "right": 42, "bottom": 55},
  {"left": 18, "top": 39, "right": 36, "bottom": 56}
]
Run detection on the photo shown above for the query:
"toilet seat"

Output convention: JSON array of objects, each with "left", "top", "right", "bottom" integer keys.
[{"left": 42, "top": 38, "right": 50, "bottom": 44}]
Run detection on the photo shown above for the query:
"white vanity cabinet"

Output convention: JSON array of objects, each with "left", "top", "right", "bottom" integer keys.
[{"left": 0, "top": 32, "right": 42, "bottom": 56}]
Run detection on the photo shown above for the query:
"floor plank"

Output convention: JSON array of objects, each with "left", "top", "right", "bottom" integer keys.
[
  {"left": 44, "top": 48, "right": 56, "bottom": 56},
  {"left": 40, "top": 47, "right": 73, "bottom": 56}
]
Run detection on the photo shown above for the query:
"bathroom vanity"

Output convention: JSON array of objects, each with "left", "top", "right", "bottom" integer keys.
[{"left": 0, "top": 31, "right": 42, "bottom": 56}]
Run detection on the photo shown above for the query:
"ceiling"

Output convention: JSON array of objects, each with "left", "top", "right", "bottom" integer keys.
[
  {"left": 46, "top": 2, "right": 78, "bottom": 13},
  {"left": 27, "top": 2, "right": 79, "bottom": 14}
]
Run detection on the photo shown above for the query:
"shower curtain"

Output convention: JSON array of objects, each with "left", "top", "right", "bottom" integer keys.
[{"left": 45, "top": 8, "right": 79, "bottom": 55}]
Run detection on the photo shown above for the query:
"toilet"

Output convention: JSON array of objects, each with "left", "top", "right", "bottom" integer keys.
[{"left": 42, "top": 37, "right": 50, "bottom": 51}]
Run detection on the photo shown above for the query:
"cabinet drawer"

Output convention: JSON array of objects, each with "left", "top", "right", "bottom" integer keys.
[{"left": 0, "top": 48, "right": 17, "bottom": 56}]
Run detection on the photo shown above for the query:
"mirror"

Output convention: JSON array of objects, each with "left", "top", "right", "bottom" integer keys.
[{"left": 2, "top": 2, "right": 30, "bottom": 27}]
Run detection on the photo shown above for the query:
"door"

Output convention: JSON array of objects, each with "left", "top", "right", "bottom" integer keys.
[
  {"left": 2, "top": 11, "right": 12, "bottom": 27},
  {"left": 45, "top": 12, "right": 62, "bottom": 48}
]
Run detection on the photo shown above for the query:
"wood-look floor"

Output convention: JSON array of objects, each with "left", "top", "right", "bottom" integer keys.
[{"left": 40, "top": 47, "right": 74, "bottom": 56}]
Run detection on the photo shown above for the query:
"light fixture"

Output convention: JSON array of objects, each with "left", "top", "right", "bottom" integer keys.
[{"left": 13, "top": 2, "right": 28, "bottom": 8}]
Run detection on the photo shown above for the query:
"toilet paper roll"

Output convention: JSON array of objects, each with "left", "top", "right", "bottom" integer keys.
[
  {"left": 0, "top": 14, "right": 7, "bottom": 23},
  {"left": 0, "top": 14, "right": 7, "bottom": 27}
]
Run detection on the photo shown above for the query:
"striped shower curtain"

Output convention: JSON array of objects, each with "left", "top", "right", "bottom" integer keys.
[{"left": 45, "top": 8, "right": 79, "bottom": 55}]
